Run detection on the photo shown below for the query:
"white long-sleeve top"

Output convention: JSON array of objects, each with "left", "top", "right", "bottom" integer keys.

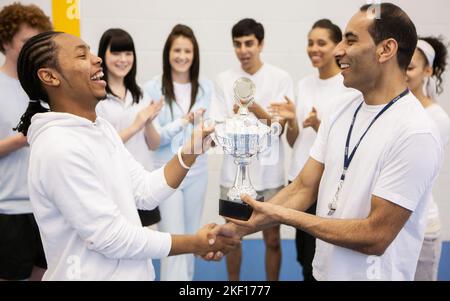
[{"left": 27, "top": 112, "right": 175, "bottom": 281}]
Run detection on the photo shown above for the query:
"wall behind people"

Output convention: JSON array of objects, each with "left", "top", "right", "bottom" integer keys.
[{"left": 1, "top": 0, "right": 450, "bottom": 240}]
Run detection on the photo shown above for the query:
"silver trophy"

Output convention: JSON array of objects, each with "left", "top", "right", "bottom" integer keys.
[{"left": 212, "top": 77, "right": 280, "bottom": 220}]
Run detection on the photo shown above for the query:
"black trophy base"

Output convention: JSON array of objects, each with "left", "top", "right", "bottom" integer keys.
[{"left": 219, "top": 195, "right": 264, "bottom": 221}]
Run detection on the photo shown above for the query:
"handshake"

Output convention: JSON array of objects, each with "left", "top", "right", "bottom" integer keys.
[
  {"left": 188, "top": 222, "right": 242, "bottom": 261},
  {"left": 185, "top": 193, "right": 277, "bottom": 261}
]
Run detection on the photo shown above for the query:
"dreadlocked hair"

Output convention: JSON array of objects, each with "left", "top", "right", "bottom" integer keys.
[{"left": 14, "top": 31, "right": 62, "bottom": 136}]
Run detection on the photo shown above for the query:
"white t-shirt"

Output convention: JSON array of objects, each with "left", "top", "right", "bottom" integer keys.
[
  {"left": 173, "top": 82, "right": 192, "bottom": 114},
  {"left": 309, "top": 91, "right": 442, "bottom": 280},
  {"left": 0, "top": 72, "right": 32, "bottom": 214},
  {"left": 96, "top": 90, "right": 155, "bottom": 171},
  {"left": 424, "top": 103, "right": 450, "bottom": 235},
  {"left": 289, "top": 73, "right": 357, "bottom": 181},
  {"left": 426, "top": 104, "right": 450, "bottom": 145},
  {"left": 210, "top": 63, "right": 294, "bottom": 190}
]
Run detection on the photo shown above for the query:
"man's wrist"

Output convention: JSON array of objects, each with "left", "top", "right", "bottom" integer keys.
[
  {"left": 190, "top": 234, "right": 202, "bottom": 254},
  {"left": 228, "top": 222, "right": 247, "bottom": 238}
]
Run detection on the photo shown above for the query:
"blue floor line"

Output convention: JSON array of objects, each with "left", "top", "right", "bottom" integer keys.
[{"left": 152, "top": 240, "right": 450, "bottom": 281}]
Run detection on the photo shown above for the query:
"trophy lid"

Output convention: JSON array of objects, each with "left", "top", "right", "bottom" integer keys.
[
  {"left": 211, "top": 77, "right": 280, "bottom": 156},
  {"left": 233, "top": 77, "right": 256, "bottom": 113}
]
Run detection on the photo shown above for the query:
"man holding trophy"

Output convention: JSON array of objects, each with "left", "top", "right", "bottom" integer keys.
[
  {"left": 210, "top": 18, "right": 294, "bottom": 281},
  {"left": 209, "top": 3, "right": 443, "bottom": 281}
]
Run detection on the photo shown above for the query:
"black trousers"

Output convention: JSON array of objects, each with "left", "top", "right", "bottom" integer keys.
[
  {"left": 138, "top": 208, "right": 161, "bottom": 227},
  {"left": 295, "top": 202, "right": 317, "bottom": 281},
  {"left": 289, "top": 180, "right": 316, "bottom": 281},
  {"left": 0, "top": 213, "right": 47, "bottom": 280}
]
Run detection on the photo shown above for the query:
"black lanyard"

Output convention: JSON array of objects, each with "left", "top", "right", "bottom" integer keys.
[
  {"left": 328, "top": 88, "right": 409, "bottom": 216},
  {"left": 341, "top": 88, "right": 409, "bottom": 181}
]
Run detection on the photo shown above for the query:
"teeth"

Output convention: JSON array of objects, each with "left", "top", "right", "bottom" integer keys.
[
  {"left": 91, "top": 71, "right": 104, "bottom": 81},
  {"left": 340, "top": 63, "right": 350, "bottom": 69}
]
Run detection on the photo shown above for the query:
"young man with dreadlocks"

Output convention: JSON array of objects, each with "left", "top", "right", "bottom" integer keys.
[
  {"left": 14, "top": 31, "right": 239, "bottom": 281},
  {"left": 0, "top": 2, "right": 52, "bottom": 281}
]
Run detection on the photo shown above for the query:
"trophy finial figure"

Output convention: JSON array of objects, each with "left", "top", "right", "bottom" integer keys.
[
  {"left": 211, "top": 78, "right": 277, "bottom": 220},
  {"left": 233, "top": 77, "right": 256, "bottom": 114}
]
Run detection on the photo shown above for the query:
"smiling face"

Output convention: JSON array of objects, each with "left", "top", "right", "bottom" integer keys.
[
  {"left": 307, "top": 27, "right": 338, "bottom": 69},
  {"left": 169, "top": 36, "right": 194, "bottom": 75},
  {"left": 333, "top": 12, "right": 380, "bottom": 91},
  {"left": 3, "top": 23, "right": 41, "bottom": 65},
  {"left": 51, "top": 34, "right": 107, "bottom": 105},
  {"left": 233, "top": 34, "right": 263, "bottom": 74},
  {"left": 104, "top": 46, "right": 133, "bottom": 80},
  {"left": 406, "top": 48, "right": 433, "bottom": 93}
]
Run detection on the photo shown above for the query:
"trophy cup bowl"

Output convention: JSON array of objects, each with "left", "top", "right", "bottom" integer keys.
[{"left": 211, "top": 78, "right": 280, "bottom": 220}]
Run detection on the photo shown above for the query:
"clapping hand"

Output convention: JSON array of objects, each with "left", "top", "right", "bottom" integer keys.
[
  {"left": 302, "top": 107, "right": 321, "bottom": 131},
  {"left": 133, "top": 97, "right": 164, "bottom": 130},
  {"left": 268, "top": 96, "right": 296, "bottom": 122},
  {"left": 183, "top": 108, "right": 206, "bottom": 125},
  {"left": 183, "top": 112, "right": 194, "bottom": 124},
  {"left": 193, "top": 108, "right": 207, "bottom": 125}
]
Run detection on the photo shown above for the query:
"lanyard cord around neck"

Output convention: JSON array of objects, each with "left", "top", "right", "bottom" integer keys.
[
  {"left": 343, "top": 88, "right": 409, "bottom": 180},
  {"left": 328, "top": 88, "right": 409, "bottom": 216}
]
